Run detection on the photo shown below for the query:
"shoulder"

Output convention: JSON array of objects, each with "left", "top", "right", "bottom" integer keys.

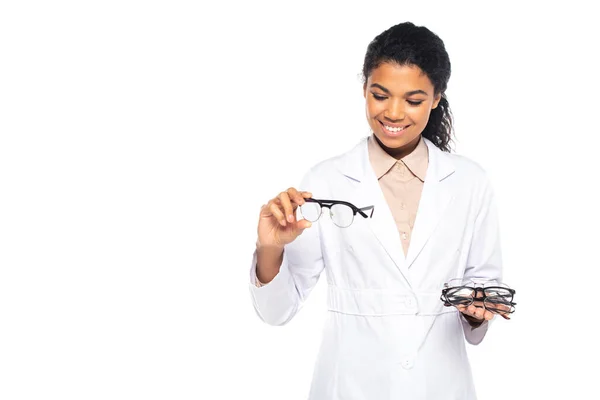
[
  {"left": 298, "top": 137, "right": 367, "bottom": 191},
  {"left": 425, "top": 138, "right": 494, "bottom": 197},
  {"left": 298, "top": 154, "right": 345, "bottom": 192},
  {"left": 447, "top": 152, "right": 490, "bottom": 182},
  {"left": 442, "top": 152, "right": 496, "bottom": 204},
  {"left": 303, "top": 138, "right": 367, "bottom": 179}
]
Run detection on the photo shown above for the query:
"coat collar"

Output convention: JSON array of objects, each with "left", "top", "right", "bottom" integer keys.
[{"left": 337, "top": 136, "right": 455, "bottom": 184}]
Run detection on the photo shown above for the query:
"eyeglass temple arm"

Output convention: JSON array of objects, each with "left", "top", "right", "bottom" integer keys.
[{"left": 358, "top": 205, "right": 374, "bottom": 218}]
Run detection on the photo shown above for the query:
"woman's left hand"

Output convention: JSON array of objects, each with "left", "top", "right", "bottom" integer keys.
[
  {"left": 457, "top": 291, "right": 493, "bottom": 320},
  {"left": 456, "top": 303, "right": 494, "bottom": 322},
  {"left": 456, "top": 291, "right": 511, "bottom": 322},
  {"left": 456, "top": 291, "right": 494, "bottom": 323}
]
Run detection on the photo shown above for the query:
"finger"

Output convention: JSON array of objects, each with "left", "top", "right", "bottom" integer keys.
[
  {"left": 259, "top": 203, "right": 270, "bottom": 217},
  {"left": 296, "top": 218, "right": 313, "bottom": 232},
  {"left": 476, "top": 306, "right": 487, "bottom": 320},
  {"left": 472, "top": 296, "right": 484, "bottom": 308},
  {"left": 260, "top": 201, "right": 276, "bottom": 218},
  {"left": 484, "top": 310, "right": 494, "bottom": 321},
  {"left": 286, "top": 187, "right": 306, "bottom": 208},
  {"left": 269, "top": 202, "right": 287, "bottom": 226},
  {"left": 468, "top": 305, "right": 483, "bottom": 320},
  {"left": 467, "top": 305, "right": 477, "bottom": 317},
  {"left": 278, "top": 191, "right": 294, "bottom": 223},
  {"left": 472, "top": 301, "right": 484, "bottom": 311},
  {"left": 491, "top": 300, "right": 512, "bottom": 319},
  {"left": 274, "top": 197, "right": 302, "bottom": 222},
  {"left": 261, "top": 198, "right": 282, "bottom": 215},
  {"left": 301, "top": 191, "right": 313, "bottom": 198},
  {"left": 474, "top": 306, "right": 485, "bottom": 320}
]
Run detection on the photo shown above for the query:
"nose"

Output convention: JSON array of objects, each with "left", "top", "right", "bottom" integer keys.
[{"left": 384, "top": 98, "right": 406, "bottom": 122}]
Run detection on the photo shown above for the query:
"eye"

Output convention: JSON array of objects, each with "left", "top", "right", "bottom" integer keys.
[
  {"left": 407, "top": 100, "right": 424, "bottom": 106},
  {"left": 371, "top": 93, "right": 387, "bottom": 101}
]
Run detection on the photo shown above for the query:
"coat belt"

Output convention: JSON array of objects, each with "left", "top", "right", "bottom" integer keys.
[{"left": 327, "top": 285, "right": 453, "bottom": 316}]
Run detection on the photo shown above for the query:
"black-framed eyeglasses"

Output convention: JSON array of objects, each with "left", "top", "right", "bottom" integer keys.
[
  {"left": 299, "top": 198, "right": 374, "bottom": 228},
  {"left": 440, "top": 279, "right": 517, "bottom": 316}
]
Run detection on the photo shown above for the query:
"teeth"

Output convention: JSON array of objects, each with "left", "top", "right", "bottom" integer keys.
[{"left": 384, "top": 124, "right": 406, "bottom": 132}]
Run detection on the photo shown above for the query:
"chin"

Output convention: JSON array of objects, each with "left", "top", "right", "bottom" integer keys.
[{"left": 374, "top": 132, "right": 414, "bottom": 149}]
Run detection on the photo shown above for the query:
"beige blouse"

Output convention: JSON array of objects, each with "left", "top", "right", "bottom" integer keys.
[{"left": 367, "top": 134, "right": 428, "bottom": 257}]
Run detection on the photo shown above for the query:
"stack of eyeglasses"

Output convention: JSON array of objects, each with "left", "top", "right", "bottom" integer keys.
[{"left": 440, "top": 278, "right": 516, "bottom": 319}]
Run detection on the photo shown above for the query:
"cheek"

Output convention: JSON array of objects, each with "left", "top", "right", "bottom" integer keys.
[
  {"left": 365, "top": 100, "right": 382, "bottom": 118},
  {"left": 409, "top": 107, "right": 432, "bottom": 125}
]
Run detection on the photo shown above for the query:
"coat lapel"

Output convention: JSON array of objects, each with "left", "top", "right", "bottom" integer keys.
[
  {"left": 335, "top": 137, "right": 456, "bottom": 285},
  {"left": 362, "top": 163, "right": 411, "bottom": 285},
  {"left": 405, "top": 139, "right": 456, "bottom": 269},
  {"left": 336, "top": 137, "right": 410, "bottom": 287}
]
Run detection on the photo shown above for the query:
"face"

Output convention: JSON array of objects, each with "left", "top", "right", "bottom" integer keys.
[{"left": 363, "top": 62, "right": 441, "bottom": 159}]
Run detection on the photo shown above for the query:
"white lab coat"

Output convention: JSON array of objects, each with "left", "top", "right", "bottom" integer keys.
[{"left": 249, "top": 137, "right": 502, "bottom": 400}]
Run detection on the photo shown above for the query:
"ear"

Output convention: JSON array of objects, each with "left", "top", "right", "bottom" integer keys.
[{"left": 432, "top": 93, "right": 442, "bottom": 109}]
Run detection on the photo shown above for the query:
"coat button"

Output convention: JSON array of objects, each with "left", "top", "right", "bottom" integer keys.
[{"left": 401, "top": 357, "right": 414, "bottom": 369}]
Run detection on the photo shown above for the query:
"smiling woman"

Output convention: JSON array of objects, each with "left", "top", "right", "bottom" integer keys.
[
  {"left": 248, "top": 21, "right": 505, "bottom": 400},
  {"left": 362, "top": 25, "right": 453, "bottom": 159}
]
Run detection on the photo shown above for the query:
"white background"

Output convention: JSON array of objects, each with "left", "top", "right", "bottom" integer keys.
[{"left": 1, "top": 1, "right": 599, "bottom": 399}]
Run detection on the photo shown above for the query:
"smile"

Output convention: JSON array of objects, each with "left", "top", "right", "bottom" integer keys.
[{"left": 379, "top": 121, "right": 410, "bottom": 136}]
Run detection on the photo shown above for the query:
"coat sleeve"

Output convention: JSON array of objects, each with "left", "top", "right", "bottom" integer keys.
[
  {"left": 461, "top": 173, "right": 503, "bottom": 345},
  {"left": 248, "top": 170, "right": 326, "bottom": 326}
]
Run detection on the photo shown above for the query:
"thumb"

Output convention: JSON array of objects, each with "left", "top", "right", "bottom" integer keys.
[{"left": 296, "top": 219, "right": 313, "bottom": 233}]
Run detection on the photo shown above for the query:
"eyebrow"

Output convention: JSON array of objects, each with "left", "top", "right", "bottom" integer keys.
[{"left": 370, "top": 83, "right": 428, "bottom": 97}]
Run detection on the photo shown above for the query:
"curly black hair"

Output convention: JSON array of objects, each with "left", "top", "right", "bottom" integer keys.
[{"left": 362, "top": 22, "right": 454, "bottom": 152}]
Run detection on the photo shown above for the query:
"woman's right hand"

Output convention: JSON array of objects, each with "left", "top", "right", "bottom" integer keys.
[{"left": 257, "top": 187, "right": 314, "bottom": 249}]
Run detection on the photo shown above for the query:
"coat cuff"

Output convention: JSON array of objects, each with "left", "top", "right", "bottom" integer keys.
[
  {"left": 248, "top": 249, "right": 298, "bottom": 326},
  {"left": 460, "top": 313, "right": 491, "bottom": 345}
]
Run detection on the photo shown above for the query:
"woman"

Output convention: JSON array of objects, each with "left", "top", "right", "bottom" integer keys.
[{"left": 248, "top": 21, "right": 503, "bottom": 399}]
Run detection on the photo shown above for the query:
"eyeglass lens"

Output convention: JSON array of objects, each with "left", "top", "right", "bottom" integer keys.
[{"left": 299, "top": 202, "right": 355, "bottom": 228}]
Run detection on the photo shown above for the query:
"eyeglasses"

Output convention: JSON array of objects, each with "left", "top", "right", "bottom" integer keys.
[
  {"left": 299, "top": 198, "right": 374, "bottom": 228},
  {"left": 440, "top": 279, "right": 516, "bottom": 317}
]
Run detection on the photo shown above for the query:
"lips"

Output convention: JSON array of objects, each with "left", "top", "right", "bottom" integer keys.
[{"left": 379, "top": 120, "right": 410, "bottom": 136}]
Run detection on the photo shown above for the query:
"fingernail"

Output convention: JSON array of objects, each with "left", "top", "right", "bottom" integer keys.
[
  {"left": 307, "top": 222, "right": 312, "bottom": 228},
  {"left": 287, "top": 214, "right": 293, "bottom": 223}
]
